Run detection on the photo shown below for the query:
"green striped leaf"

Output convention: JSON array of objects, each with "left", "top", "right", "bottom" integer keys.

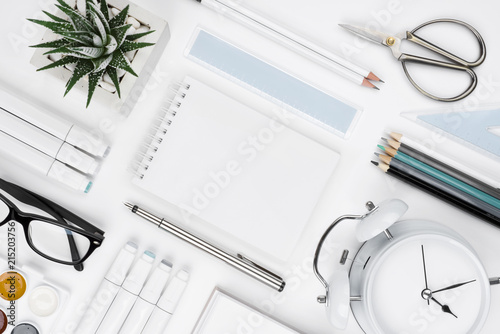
[
  {"left": 87, "top": 69, "right": 105, "bottom": 107},
  {"left": 30, "top": 38, "right": 70, "bottom": 49},
  {"left": 65, "top": 59, "right": 94, "bottom": 95},
  {"left": 44, "top": 46, "right": 95, "bottom": 59},
  {"left": 106, "top": 67, "right": 121, "bottom": 97},
  {"left": 88, "top": 3, "right": 110, "bottom": 34},
  {"left": 27, "top": 19, "right": 73, "bottom": 34},
  {"left": 120, "top": 40, "right": 154, "bottom": 53},
  {"left": 99, "top": 0, "right": 110, "bottom": 21},
  {"left": 55, "top": 4, "right": 95, "bottom": 32},
  {"left": 108, "top": 5, "right": 129, "bottom": 28},
  {"left": 55, "top": 0, "right": 73, "bottom": 10},
  {"left": 109, "top": 50, "right": 137, "bottom": 76},
  {"left": 110, "top": 24, "right": 132, "bottom": 48},
  {"left": 103, "top": 35, "right": 117, "bottom": 54},
  {"left": 42, "top": 10, "right": 68, "bottom": 23},
  {"left": 36, "top": 56, "right": 79, "bottom": 71},
  {"left": 126, "top": 30, "right": 155, "bottom": 41},
  {"left": 90, "top": 11, "right": 107, "bottom": 42},
  {"left": 92, "top": 54, "right": 113, "bottom": 72},
  {"left": 56, "top": 30, "right": 93, "bottom": 44},
  {"left": 68, "top": 46, "right": 105, "bottom": 58}
]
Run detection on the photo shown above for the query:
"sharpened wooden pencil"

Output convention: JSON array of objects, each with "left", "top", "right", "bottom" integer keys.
[
  {"left": 380, "top": 147, "right": 500, "bottom": 210},
  {"left": 387, "top": 138, "right": 500, "bottom": 200},
  {"left": 389, "top": 132, "right": 500, "bottom": 189},
  {"left": 196, "top": 0, "right": 383, "bottom": 89},
  {"left": 371, "top": 160, "right": 500, "bottom": 227}
]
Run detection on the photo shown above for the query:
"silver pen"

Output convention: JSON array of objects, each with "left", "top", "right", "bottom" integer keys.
[{"left": 124, "top": 203, "right": 286, "bottom": 292}]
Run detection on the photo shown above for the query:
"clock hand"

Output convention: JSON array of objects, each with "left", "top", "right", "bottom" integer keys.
[
  {"left": 421, "top": 245, "right": 430, "bottom": 305},
  {"left": 432, "top": 279, "right": 476, "bottom": 294},
  {"left": 431, "top": 297, "right": 458, "bottom": 318}
]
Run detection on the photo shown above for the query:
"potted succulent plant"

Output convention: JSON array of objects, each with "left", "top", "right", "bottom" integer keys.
[{"left": 29, "top": 0, "right": 169, "bottom": 111}]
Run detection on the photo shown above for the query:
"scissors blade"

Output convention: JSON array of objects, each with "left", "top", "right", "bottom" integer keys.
[{"left": 339, "top": 24, "right": 392, "bottom": 46}]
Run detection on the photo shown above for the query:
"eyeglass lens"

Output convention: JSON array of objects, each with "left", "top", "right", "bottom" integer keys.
[
  {"left": 0, "top": 200, "right": 10, "bottom": 224},
  {"left": 0, "top": 198, "right": 9, "bottom": 220},
  {"left": 28, "top": 221, "right": 91, "bottom": 263}
]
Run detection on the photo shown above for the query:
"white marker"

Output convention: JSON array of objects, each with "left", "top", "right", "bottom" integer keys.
[
  {"left": 96, "top": 251, "right": 156, "bottom": 334},
  {"left": 0, "top": 130, "right": 92, "bottom": 193},
  {"left": 0, "top": 109, "right": 100, "bottom": 175},
  {"left": 0, "top": 88, "right": 110, "bottom": 157},
  {"left": 141, "top": 270, "right": 189, "bottom": 334},
  {"left": 119, "top": 260, "right": 172, "bottom": 334},
  {"left": 75, "top": 242, "right": 138, "bottom": 334}
]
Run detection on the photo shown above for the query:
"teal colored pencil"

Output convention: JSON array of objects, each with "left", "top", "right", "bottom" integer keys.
[{"left": 387, "top": 148, "right": 500, "bottom": 210}]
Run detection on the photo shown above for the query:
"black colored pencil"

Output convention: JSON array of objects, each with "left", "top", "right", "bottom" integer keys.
[
  {"left": 372, "top": 160, "right": 500, "bottom": 228},
  {"left": 387, "top": 138, "right": 500, "bottom": 200},
  {"left": 385, "top": 166, "right": 500, "bottom": 227},
  {"left": 386, "top": 158, "right": 500, "bottom": 218}
]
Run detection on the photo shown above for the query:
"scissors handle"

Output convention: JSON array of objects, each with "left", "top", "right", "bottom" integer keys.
[
  {"left": 399, "top": 18, "right": 486, "bottom": 102},
  {"left": 401, "top": 58, "right": 477, "bottom": 102},
  {"left": 408, "top": 19, "right": 486, "bottom": 67}
]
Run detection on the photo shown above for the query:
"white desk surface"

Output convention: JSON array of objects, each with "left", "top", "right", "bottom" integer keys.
[{"left": 1, "top": 0, "right": 500, "bottom": 333}]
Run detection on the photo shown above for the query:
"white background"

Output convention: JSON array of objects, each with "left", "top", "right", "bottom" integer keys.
[{"left": 1, "top": 0, "right": 500, "bottom": 333}]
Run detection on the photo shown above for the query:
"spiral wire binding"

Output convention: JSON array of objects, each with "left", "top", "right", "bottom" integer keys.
[{"left": 131, "top": 81, "right": 190, "bottom": 179}]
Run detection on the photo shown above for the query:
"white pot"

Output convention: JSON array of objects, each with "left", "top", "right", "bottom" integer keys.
[{"left": 30, "top": 0, "right": 170, "bottom": 115}]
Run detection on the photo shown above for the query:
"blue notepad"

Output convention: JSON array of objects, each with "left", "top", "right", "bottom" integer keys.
[{"left": 186, "top": 28, "right": 360, "bottom": 138}]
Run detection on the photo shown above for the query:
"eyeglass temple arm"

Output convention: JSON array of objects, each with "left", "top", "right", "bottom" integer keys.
[
  {"left": 0, "top": 179, "right": 104, "bottom": 235},
  {"left": 65, "top": 232, "right": 84, "bottom": 271}
]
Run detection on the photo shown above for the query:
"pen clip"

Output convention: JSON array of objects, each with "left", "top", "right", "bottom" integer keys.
[{"left": 237, "top": 253, "right": 280, "bottom": 279}]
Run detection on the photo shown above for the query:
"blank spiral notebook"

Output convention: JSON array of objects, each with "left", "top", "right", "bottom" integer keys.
[{"left": 133, "top": 76, "right": 339, "bottom": 260}]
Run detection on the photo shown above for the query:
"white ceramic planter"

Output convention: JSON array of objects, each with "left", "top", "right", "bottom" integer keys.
[{"left": 30, "top": 0, "right": 170, "bottom": 115}]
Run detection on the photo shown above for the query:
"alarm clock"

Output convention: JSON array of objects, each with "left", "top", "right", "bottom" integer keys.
[{"left": 313, "top": 199, "right": 500, "bottom": 334}]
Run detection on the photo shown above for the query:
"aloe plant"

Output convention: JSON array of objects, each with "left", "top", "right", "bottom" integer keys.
[{"left": 29, "top": 0, "right": 155, "bottom": 107}]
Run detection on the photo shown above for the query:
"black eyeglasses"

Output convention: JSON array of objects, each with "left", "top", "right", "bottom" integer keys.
[{"left": 0, "top": 178, "right": 105, "bottom": 271}]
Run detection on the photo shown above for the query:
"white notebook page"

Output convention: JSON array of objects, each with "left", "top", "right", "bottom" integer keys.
[{"left": 134, "top": 77, "right": 339, "bottom": 260}]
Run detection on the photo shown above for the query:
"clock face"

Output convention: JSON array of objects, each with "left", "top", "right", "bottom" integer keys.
[{"left": 363, "top": 234, "right": 489, "bottom": 334}]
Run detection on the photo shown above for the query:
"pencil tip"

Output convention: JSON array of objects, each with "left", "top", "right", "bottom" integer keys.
[
  {"left": 379, "top": 79, "right": 385, "bottom": 83},
  {"left": 366, "top": 72, "right": 383, "bottom": 82},
  {"left": 377, "top": 144, "right": 386, "bottom": 151},
  {"left": 381, "top": 137, "right": 388, "bottom": 142},
  {"left": 374, "top": 152, "right": 380, "bottom": 157},
  {"left": 362, "top": 78, "right": 378, "bottom": 89},
  {"left": 373, "top": 86, "right": 380, "bottom": 91},
  {"left": 370, "top": 160, "right": 379, "bottom": 166},
  {"left": 124, "top": 202, "right": 133, "bottom": 210}
]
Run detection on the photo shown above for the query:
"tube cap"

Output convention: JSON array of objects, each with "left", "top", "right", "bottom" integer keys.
[
  {"left": 57, "top": 143, "right": 100, "bottom": 175},
  {"left": 122, "top": 251, "right": 156, "bottom": 294},
  {"left": 65, "top": 125, "right": 110, "bottom": 158},
  {"left": 104, "top": 242, "right": 138, "bottom": 286},
  {"left": 157, "top": 270, "right": 189, "bottom": 314},
  {"left": 139, "top": 259, "right": 172, "bottom": 304},
  {"left": 47, "top": 161, "right": 92, "bottom": 193}
]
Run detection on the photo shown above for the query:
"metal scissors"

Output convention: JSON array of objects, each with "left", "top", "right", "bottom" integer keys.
[{"left": 340, "top": 19, "right": 486, "bottom": 102}]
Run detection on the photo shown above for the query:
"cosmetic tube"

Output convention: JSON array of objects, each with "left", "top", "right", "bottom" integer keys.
[
  {"left": 0, "top": 88, "right": 110, "bottom": 157},
  {"left": 119, "top": 260, "right": 172, "bottom": 334},
  {"left": 96, "top": 251, "right": 156, "bottom": 334},
  {"left": 0, "top": 130, "right": 92, "bottom": 193},
  {"left": 141, "top": 270, "right": 189, "bottom": 334},
  {"left": 0, "top": 110, "right": 99, "bottom": 175},
  {"left": 74, "top": 242, "right": 138, "bottom": 334}
]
